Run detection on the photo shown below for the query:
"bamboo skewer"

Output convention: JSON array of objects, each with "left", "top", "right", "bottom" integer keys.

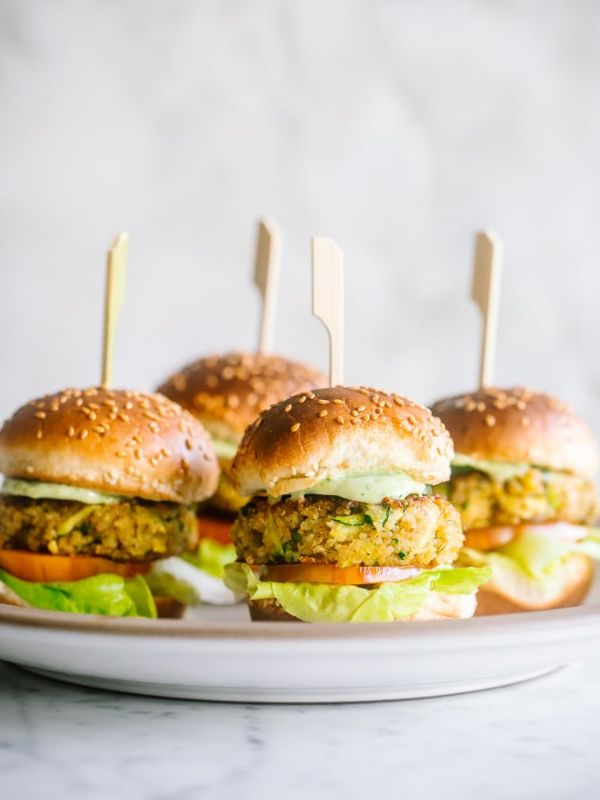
[
  {"left": 312, "top": 237, "right": 344, "bottom": 387},
  {"left": 101, "top": 232, "right": 128, "bottom": 388},
  {"left": 254, "top": 220, "right": 281, "bottom": 355},
  {"left": 471, "top": 231, "right": 502, "bottom": 389}
]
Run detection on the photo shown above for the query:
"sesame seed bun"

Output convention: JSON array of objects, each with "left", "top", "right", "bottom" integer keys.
[
  {"left": 0, "top": 387, "right": 219, "bottom": 504},
  {"left": 157, "top": 352, "right": 327, "bottom": 443},
  {"left": 431, "top": 388, "right": 599, "bottom": 479},
  {"left": 231, "top": 386, "right": 454, "bottom": 498},
  {"left": 474, "top": 554, "right": 594, "bottom": 615}
]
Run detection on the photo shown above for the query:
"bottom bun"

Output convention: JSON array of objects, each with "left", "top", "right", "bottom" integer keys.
[
  {"left": 154, "top": 595, "right": 186, "bottom": 619},
  {"left": 475, "top": 554, "right": 594, "bottom": 616},
  {"left": 248, "top": 591, "right": 477, "bottom": 623}
]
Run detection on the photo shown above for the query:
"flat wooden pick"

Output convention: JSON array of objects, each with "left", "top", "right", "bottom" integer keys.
[
  {"left": 471, "top": 230, "right": 502, "bottom": 389},
  {"left": 101, "top": 232, "right": 128, "bottom": 388},
  {"left": 254, "top": 219, "right": 281, "bottom": 355},
  {"left": 312, "top": 237, "right": 344, "bottom": 387}
]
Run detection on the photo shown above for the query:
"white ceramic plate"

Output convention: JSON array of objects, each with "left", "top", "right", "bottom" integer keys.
[{"left": 2, "top": 594, "right": 600, "bottom": 702}]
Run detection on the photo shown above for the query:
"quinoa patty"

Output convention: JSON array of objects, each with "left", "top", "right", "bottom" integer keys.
[
  {"left": 232, "top": 494, "right": 463, "bottom": 569},
  {"left": 442, "top": 467, "right": 599, "bottom": 531},
  {"left": 0, "top": 496, "right": 198, "bottom": 561}
]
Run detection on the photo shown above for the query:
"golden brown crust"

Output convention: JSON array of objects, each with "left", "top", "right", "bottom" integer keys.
[
  {"left": 431, "top": 387, "right": 599, "bottom": 479},
  {"left": 475, "top": 554, "right": 594, "bottom": 615},
  {"left": 0, "top": 387, "right": 219, "bottom": 504},
  {"left": 248, "top": 597, "right": 301, "bottom": 621},
  {"left": 157, "top": 352, "right": 327, "bottom": 442},
  {"left": 154, "top": 595, "right": 186, "bottom": 619},
  {"left": 231, "top": 386, "right": 454, "bottom": 497}
]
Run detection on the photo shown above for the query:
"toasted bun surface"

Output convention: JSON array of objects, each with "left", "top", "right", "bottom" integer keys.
[
  {"left": 0, "top": 387, "right": 218, "bottom": 503},
  {"left": 231, "top": 386, "right": 454, "bottom": 497},
  {"left": 474, "top": 554, "right": 593, "bottom": 615},
  {"left": 157, "top": 352, "right": 327, "bottom": 442},
  {"left": 431, "top": 387, "right": 599, "bottom": 479},
  {"left": 248, "top": 590, "right": 476, "bottom": 622}
]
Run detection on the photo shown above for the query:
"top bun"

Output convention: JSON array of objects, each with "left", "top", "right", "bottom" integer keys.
[
  {"left": 0, "top": 387, "right": 219, "bottom": 503},
  {"left": 431, "top": 387, "right": 599, "bottom": 479},
  {"left": 157, "top": 353, "right": 327, "bottom": 443},
  {"left": 231, "top": 386, "right": 454, "bottom": 497}
]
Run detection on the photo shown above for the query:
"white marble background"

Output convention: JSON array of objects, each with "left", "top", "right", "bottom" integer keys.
[{"left": 1, "top": 0, "right": 599, "bottom": 435}]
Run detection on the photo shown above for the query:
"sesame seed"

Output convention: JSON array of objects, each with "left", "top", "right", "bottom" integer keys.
[
  {"left": 34, "top": 411, "right": 46, "bottom": 420},
  {"left": 284, "top": 404, "right": 292, "bottom": 413},
  {"left": 333, "top": 398, "right": 344, "bottom": 405},
  {"left": 485, "top": 414, "right": 496, "bottom": 427},
  {"left": 317, "top": 399, "right": 330, "bottom": 405},
  {"left": 36, "top": 429, "right": 43, "bottom": 440},
  {"left": 335, "top": 416, "right": 344, "bottom": 424},
  {"left": 79, "top": 430, "right": 89, "bottom": 440},
  {"left": 298, "top": 396, "right": 307, "bottom": 404},
  {"left": 357, "top": 405, "right": 366, "bottom": 412},
  {"left": 125, "top": 402, "right": 134, "bottom": 410},
  {"left": 149, "top": 422, "right": 159, "bottom": 433},
  {"left": 67, "top": 426, "right": 76, "bottom": 438},
  {"left": 319, "top": 410, "right": 328, "bottom": 418},
  {"left": 93, "top": 425, "right": 106, "bottom": 435},
  {"left": 290, "top": 422, "right": 301, "bottom": 432},
  {"left": 118, "top": 413, "right": 130, "bottom": 423}
]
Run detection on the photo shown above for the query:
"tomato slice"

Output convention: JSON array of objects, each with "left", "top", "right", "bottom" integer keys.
[
  {"left": 197, "top": 514, "right": 233, "bottom": 545},
  {"left": 260, "top": 564, "right": 420, "bottom": 585},
  {"left": 0, "top": 550, "right": 151, "bottom": 583},
  {"left": 464, "top": 521, "right": 588, "bottom": 551}
]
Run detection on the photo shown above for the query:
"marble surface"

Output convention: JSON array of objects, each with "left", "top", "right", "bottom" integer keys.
[
  {"left": 1, "top": 656, "right": 599, "bottom": 799},
  {"left": 1, "top": 1, "right": 600, "bottom": 437}
]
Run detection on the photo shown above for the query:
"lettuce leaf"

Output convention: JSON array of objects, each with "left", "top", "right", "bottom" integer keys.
[
  {"left": 182, "top": 538, "right": 236, "bottom": 579},
  {"left": 224, "top": 563, "right": 491, "bottom": 623},
  {"left": 143, "top": 538, "right": 239, "bottom": 607},
  {"left": 0, "top": 570, "right": 157, "bottom": 618},
  {"left": 146, "top": 556, "right": 239, "bottom": 606},
  {"left": 463, "top": 529, "right": 600, "bottom": 583}
]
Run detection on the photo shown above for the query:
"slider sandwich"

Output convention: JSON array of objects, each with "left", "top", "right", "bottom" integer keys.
[
  {"left": 225, "top": 386, "right": 490, "bottom": 622},
  {"left": 432, "top": 388, "right": 600, "bottom": 614},
  {"left": 0, "top": 387, "right": 218, "bottom": 617},
  {"left": 157, "top": 353, "right": 326, "bottom": 581}
]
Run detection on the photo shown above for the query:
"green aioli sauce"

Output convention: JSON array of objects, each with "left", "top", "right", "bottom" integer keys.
[
  {"left": 1, "top": 478, "right": 123, "bottom": 505},
  {"left": 292, "top": 472, "right": 429, "bottom": 504},
  {"left": 452, "top": 454, "right": 531, "bottom": 482}
]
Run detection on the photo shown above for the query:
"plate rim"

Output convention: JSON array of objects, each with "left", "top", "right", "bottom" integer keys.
[{"left": 1, "top": 601, "right": 600, "bottom": 644}]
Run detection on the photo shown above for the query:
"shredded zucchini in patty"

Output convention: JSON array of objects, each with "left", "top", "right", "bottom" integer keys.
[
  {"left": 442, "top": 466, "right": 599, "bottom": 530},
  {"left": 0, "top": 496, "right": 198, "bottom": 561},
  {"left": 232, "top": 494, "right": 463, "bottom": 569}
]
